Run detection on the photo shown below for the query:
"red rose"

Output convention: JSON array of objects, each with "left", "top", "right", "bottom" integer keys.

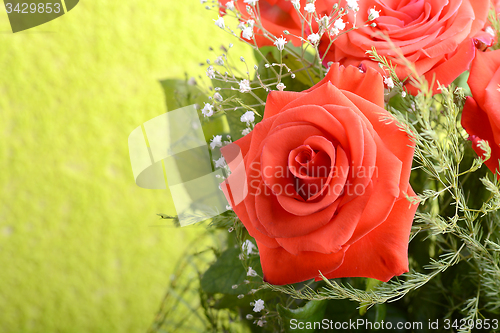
[
  {"left": 218, "top": 0, "right": 303, "bottom": 46},
  {"left": 217, "top": 0, "right": 339, "bottom": 47},
  {"left": 322, "top": 0, "right": 489, "bottom": 94},
  {"left": 461, "top": 50, "right": 500, "bottom": 176},
  {"left": 221, "top": 64, "right": 418, "bottom": 285}
]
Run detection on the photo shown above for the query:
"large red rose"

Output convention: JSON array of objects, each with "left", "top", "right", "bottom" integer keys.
[
  {"left": 461, "top": 49, "right": 500, "bottom": 176},
  {"left": 218, "top": 0, "right": 338, "bottom": 47},
  {"left": 221, "top": 64, "right": 418, "bottom": 285},
  {"left": 322, "top": 0, "right": 489, "bottom": 94},
  {"left": 218, "top": 0, "right": 302, "bottom": 46}
]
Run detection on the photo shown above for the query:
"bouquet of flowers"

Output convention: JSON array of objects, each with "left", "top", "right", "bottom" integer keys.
[{"left": 133, "top": 0, "right": 500, "bottom": 332}]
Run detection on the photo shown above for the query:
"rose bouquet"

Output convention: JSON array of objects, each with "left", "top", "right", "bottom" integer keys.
[{"left": 136, "top": 0, "right": 500, "bottom": 332}]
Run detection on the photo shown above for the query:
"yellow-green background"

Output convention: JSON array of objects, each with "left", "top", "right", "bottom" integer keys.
[{"left": 0, "top": 1, "right": 252, "bottom": 332}]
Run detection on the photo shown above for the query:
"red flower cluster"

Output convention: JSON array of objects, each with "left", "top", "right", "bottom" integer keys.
[{"left": 222, "top": 0, "right": 492, "bottom": 93}]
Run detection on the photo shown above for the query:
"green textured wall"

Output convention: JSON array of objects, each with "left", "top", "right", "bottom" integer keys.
[{"left": 0, "top": 1, "right": 252, "bottom": 332}]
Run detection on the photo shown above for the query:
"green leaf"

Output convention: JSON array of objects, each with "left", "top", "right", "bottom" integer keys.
[
  {"left": 253, "top": 46, "right": 281, "bottom": 65},
  {"left": 200, "top": 247, "right": 261, "bottom": 295},
  {"left": 373, "top": 303, "right": 387, "bottom": 327},
  {"left": 160, "top": 79, "right": 206, "bottom": 111},
  {"left": 277, "top": 300, "right": 328, "bottom": 333},
  {"left": 281, "top": 53, "right": 320, "bottom": 90},
  {"left": 159, "top": 78, "right": 227, "bottom": 141},
  {"left": 452, "top": 70, "right": 471, "bottom": 96},
  {"left": 359, "top": 278, "right": 383, "bottom": 316}
]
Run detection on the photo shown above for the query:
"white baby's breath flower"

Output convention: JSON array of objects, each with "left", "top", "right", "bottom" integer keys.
[
  {"left": 384, "top": 76, "right": 394, "bottom": 89},
  {"left": 239, "top": 79, "right": 251, "bottom": 93},
  {"left": 202, "top": 103, "right": 214, "bottom": 117},
  {"left": 240, "top": 110, "right": 255, "bottom": 123},
  {"left": 316, "top": 15, "right": 330, "bottom": 29},
  {"left": 237, "top": 22, "right": 246, "bottom": 30},
  {"left": 214, "top": 92, "right": 223, "bottom": 102},
  {"left": 247, "top": 267, "right": 257, "bottom": 277},
  {"left": 206, "top": 66, "right": 216, "bottom": 79},
  {"left": 242, "top": 26, "right": 254, "bottom": 40},
  {"left": 214, "top": 156, "right": 226, "bottom": 168},
  {"left": 215, "top": 56, "right": 224, "bottom": 66},
  {"left": 247, "top": 19, "right": 255, "bottom": 28},
  {"left": 334, "top": 18, "right": 346, "bottom": 31},
  {"left": 214, "top": 16, "right": 225, "bottom": 29},
  {"left": 256, "top": 319, "right": 266, "bottom": 327},
  {"left": 307, "top": 33, "right": 320, "bottom": 45},
  {"left": 253, "top": 299, "right": 265, "bottom": 312},
  {"left": 242, "top": 239, "right": 256, "bottom": 255},
  {"left": 276, "top": 82, "right": 286, "bottom": 91},
  {"left": 368, "top": 7, "right": 380, "bottom": 21},
  {"left": 274, "top": 36, "right": 287, "bottom": 51},
  {"left": 346, "top": 0, "right": 359, "bottom": 12},
  {"left": 225, "top": 0, "right": 235, "bottom": 10},
  {"left": 304, "top": 2, "right": 315, "bottom": 13},
  {"left": 401, "top": 91, "right": 407, "bottom": 98},
  {"left": 242, "top": 128, "right": 252, "bottom": 136},
  {"left": 244, "top": 0, "right": 258, "bottom": 5},
  {"left": 210, "top": 135, "right": 223, "bottom": 150},
  {"left": 291, "top": 0, "right": 300, "bottom": 9}
]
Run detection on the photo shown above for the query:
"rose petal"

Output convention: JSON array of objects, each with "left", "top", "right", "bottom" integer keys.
[
  {"left": 320, "top": 186, "right": 418, "bottom": 282},
  {"left": 264, "top": 91, "right": 305, "bottom": 119},
  {"left": 277, "top": 144, "right": 349, "bottom": 215},
  {"left": 342, "top": 91, "right": 414, "bottom": 189},
  {"left": 275, "top": 182, "right": 374, "bottom": 254},
  {"left": 461, "top": 97, "right": 500, "bottom": 174},
  {"left": 254, "top": 179, "right": 342, "bottom": 238},
  {"left": 343, "top": 133, "right": 403, "bottom": 245},
  {"left": 261, "top": 123, "right": 325, "bottom": 200},
  {"left": 258, "top": 240, "right": 346, "bottom": 285},
  {"left": 221, "top": 180, "right": 280, "bottom": 249},
  {"left": 469, "top": 50, "right": 500, "bottom": 112},
  {"left": 408, "top": 38, "right": 476, "bottom": 95},
  {"left": 309, "top": 64, "right": 385, "bottom": 108}
]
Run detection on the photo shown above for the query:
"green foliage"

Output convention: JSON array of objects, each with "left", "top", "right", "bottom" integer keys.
[
  {"left": 160, "top": 78, "right": 207, "bottom": 111},
  {"left": 277, "top": 300, "right": 327, "bottom": 333},
  {"left": 200, "top": 247, "right": 261, "bottom": 295}
]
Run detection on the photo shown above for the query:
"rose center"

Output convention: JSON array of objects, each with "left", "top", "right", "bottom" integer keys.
[{"left": 288, "top": 145, "right": 332, "bottom": 200}]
